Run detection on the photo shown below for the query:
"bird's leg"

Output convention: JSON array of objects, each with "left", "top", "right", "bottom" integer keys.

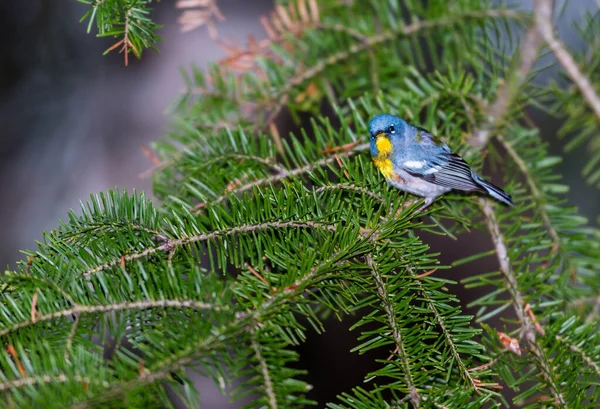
[{"left": 415, "top": 197, "right": 435, "bottom": 213}]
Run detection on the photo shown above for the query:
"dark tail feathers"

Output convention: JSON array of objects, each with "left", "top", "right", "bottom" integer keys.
[{"left": 475, "top": 176, "right": 513, "bottom": 206}]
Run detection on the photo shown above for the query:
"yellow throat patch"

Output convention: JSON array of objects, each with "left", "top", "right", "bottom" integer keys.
[{"left": 372, "top": 134, "right": 394, "bottom": 179}]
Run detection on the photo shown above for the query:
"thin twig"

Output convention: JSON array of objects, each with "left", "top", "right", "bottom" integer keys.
[
  {"left": 64, "top": 312, "right": 81, "bottom": 361},
  {"left": 314, "top": 183, "right": 386, "bottom": 205}
]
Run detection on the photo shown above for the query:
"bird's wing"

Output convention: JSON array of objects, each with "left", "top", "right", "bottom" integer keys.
[{"left": 400, "top": 128, "right": 483, "bottom": 192}]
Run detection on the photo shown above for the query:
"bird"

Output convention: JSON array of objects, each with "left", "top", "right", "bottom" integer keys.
[{"left": 368, "top": 113, "right": 513, "bottom": 211}]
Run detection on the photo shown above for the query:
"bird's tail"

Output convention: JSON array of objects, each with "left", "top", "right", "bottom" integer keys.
[{"left": 474, "top": 176, "right": 513, "bottom": 206}]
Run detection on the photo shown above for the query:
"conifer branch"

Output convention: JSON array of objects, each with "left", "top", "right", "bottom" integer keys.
[
  {"left": 0, "top": 300, "right": 225, "bottom": 339},
  {"left": 12, "top": 2, "right": 599, "bottom": 406},
  {"left": 236, "top": 246, "right": 353, "bottom": 324},
  {"left": 192, "top": 143, "right": 370, "bottom": 212},
  {"left": 263, "top": 9, "right": 525, "bottom": 129},
  {"left": 366, "top": 255, "right": 419, "bottom": 407},
  {"left": 80, "top": 247, "right": 358, "bottom": 407},
  {"left": 82, "top": 220, "right": 338, "bottom": 277},
  {"left": 313, "top": 184, "right": 386, "bottom": 204},
  {"left": 479, "top": 199, "right": 567, "bottom": 408},
  {"left": 554, "top": 334, "right": 600, "bottom": 376},
  {"left": 251, "top": 333, "right": 279, "bottom": 409},
  {"left": 411, "top": 272, "right": 479, "bottom": 391},
  {"left": 64, "top": 312, "right": 81, "bottom": 361},
  {"left": 0, "top": 374, "right": 110, "bottom": 393}
]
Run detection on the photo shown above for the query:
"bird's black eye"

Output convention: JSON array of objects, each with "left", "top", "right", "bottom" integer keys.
[{"left": 388, "top": 124, "right": 395, "bottom": 133}]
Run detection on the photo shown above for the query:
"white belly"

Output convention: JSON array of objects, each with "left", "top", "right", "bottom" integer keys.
[{"left": 387, "top": 169, "right": 451, "bottom": 199}]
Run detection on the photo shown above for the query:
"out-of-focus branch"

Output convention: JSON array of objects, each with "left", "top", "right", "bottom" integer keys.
[
  {"left": 535, "top": 0, "right": 600, "bottom": 121},
  {"left": 472, "top": 0, "right": 600, "bottom": 149},
  {"left": 470, "top": 16, "right": 544, "bottom": 148}
]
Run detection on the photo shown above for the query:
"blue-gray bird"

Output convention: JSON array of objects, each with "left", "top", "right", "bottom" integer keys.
[{"left": 369, "top": 114, "right": 513, "bottom": 210}]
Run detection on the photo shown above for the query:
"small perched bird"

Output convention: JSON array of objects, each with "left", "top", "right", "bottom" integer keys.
[{"left": 369, "top": 114, "right": 513, "bottom": 210}]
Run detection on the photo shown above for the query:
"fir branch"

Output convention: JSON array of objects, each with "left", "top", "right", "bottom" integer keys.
[
  {"left": 410, "top": 271, "right": 479, "bottom": 391},
  {"left": 79, "top": 0, "right": 159, "bottom": 64},
  {"left": 64, "top": 312, "right": 81, "bottom": 361},
  {"left": 143, "top": 152, "right": 286, "bottom": 179},
  {"left": 535, "top": 0, "right": 600, "bottom": 121},
  {"left": 235, "top": 246, "right": 354, "bottom": 323},
  {"left": 366, "top": 255, "right": 419, "bottom": 408},
  {"left": 0, "top": 374, "right": 110, "bottom": 393},
  {"left": 554, "top": 334, "right": 600, "bottom": 376},
  {"left": 479, "top": 199, "right": 567, "bottom": 408},
  {"left": 78, "top": 246, "right": 360, "bottom": 408},
  {"left": 82, "top": 220, "right": 338, "bottom": 277},
  {"left": 251, "top": 332, "right": 279, "bottom": 409},
  {"left": 0, "top": 299, "right": 225, "bottom": 339},
  {"left": 199, "top": 153, "right": 287, "bottom": 175},
  {"left": 262, "top": 8, "right": 526, "bottom": 129},
  {"left": 314, "top": 184, "right": 386, "bottom": 205},
  {"left": 191, "top": 143, "right": 370, "bottom": 212}
]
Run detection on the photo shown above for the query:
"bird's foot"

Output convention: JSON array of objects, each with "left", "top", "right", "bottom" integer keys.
[{"left": 415, "top": 197, "right": 435, "bottom": 214}]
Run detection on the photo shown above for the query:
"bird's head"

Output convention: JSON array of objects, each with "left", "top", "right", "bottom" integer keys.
[{"left": 368, "top": 114, "right": 406, "bottom": 158}]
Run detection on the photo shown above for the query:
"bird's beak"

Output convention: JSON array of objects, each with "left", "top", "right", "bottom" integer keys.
[{"left": 375, "top": 132, "right": 387, "bottom": 140}]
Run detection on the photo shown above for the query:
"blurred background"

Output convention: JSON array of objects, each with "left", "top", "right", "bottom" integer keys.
[{"left": 0, "top": 0, "right": 598, "bottom": 407}]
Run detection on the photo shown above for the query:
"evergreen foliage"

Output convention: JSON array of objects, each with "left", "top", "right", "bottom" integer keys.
[
  {"left": 78, "top": 0, "right": 162, "bottom": 65},
  {"left": 2, "top": 0, "right": 600, "bottom": 407}
]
